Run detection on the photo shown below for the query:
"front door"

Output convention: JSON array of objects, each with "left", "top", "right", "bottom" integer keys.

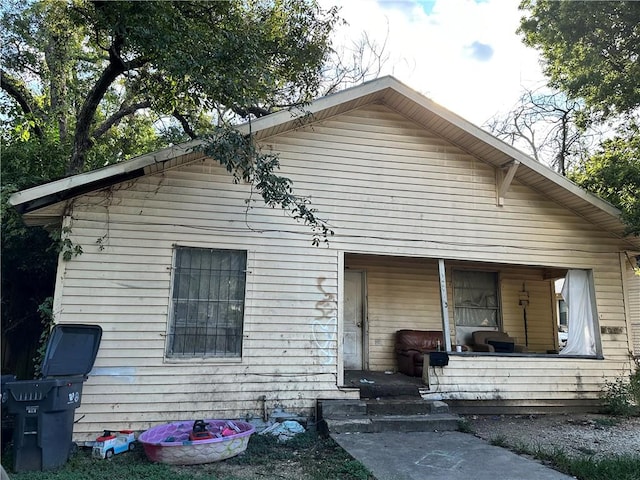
[{"left": 343, "top": 270, "right": 364, "bottom": 370}]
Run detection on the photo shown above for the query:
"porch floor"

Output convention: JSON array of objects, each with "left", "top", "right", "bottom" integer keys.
[{"left": 343, "top": 370, "right": 425, "bottom": 398}]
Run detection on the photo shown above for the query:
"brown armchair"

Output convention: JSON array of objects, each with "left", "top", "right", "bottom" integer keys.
[
  {"left": 395, "top": 330, "right": 444, "bottom": 377},
  {"left": 470, "top": 330, "right": 527, "bottom": 353}
]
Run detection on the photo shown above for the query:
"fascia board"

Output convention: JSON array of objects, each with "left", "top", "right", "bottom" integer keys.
[{"left": 9, "top": 140, "right": 202, "bottom": 208}]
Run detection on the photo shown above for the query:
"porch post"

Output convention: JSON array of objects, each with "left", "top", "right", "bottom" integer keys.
[{"left": 438, "top": 259, "right": 452, "bottom": 351}]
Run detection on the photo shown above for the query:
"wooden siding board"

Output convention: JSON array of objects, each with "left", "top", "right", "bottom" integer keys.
[
  {"left": 71, "top": 184, "right": 620, "bottom": 251},
  {"left": 627, "top": 266, "right": 640, "bottom": 355},
  {"left": 52, "top": 103, "right": 633, "bottom": 440}
]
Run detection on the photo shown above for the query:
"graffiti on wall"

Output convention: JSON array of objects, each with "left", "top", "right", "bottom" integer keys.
[{"left": 313, "top": 277, "right": 337, "bottom": 365}]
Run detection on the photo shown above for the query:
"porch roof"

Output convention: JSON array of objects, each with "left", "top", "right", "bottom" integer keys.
[{"left": 9, "top": 76, "right": 639, "bottom": 250}]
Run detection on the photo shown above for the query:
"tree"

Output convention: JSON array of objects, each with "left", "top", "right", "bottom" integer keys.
[
  {"left": 0, "top": 130, "right": 67, "bottom": 376},
  {"left": 1, "top": 0, "right": 340, "bottom": 174},
  {"left": 485, "top": 88, "right": 598, "bottom": 175},
  {"left": 569, "top": 125, "right": 640, "bottom": 237},
  {"left": 321, "top": 27, "right": 390, "bottom": 95},
  {"left": 518, "top": 0, "right": 640, "bottom": 237},
  {"left": 519, "top": 0, "right": 640, "bottom": 120}
]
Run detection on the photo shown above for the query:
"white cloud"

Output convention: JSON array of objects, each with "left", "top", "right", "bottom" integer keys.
[{"left": 321, "top": 0, "right": 546, "bottom": 125}]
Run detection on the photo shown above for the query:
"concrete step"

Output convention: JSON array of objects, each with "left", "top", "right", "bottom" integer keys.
[
  {"left": 318, "top": 399, "right": 367, "bottom": 418},
  {"left": 319, "top": 398, "right": 459, "bottom": 435},
  {"left": 357, "top": 381, "right": 421, "bottom": 398},
  {"left": 366, "top": 398, "right": 449, "bottom": 415},
  {"left": 319, "top": 397, "right": 449, "bottom": 418},
  {"left": 343, "top": 371, "right": 426, "bottom": 399},
  {"left": 324, "top": 413, "right": 461, "bottom": 434}
]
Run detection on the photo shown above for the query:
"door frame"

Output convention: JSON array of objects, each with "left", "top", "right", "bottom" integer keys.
[{"left": 339, "top": 264, "right": 368, "bottom": 381}]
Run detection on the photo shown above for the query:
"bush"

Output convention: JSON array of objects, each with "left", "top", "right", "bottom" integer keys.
[{"left": 601, "top": 358, "right": 640, "bottom": 416}]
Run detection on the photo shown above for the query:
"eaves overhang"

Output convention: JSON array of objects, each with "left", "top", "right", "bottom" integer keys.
[
  {"left": 9, "top": 76, "right": 639, "bottom": 249},
  {"left": 9, "top": 141, "right": 202, "bottom": 219}
]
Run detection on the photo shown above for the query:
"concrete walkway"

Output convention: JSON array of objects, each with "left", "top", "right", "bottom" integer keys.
[{"left": 331, "top": 431, "right": 575, "bottom": 480}]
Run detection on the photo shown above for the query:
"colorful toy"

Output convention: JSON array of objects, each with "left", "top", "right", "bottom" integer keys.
[
  {"left": 189, "top": 420, "right": 215, "bottom": 441},
  {"left": 92, "top": 430, "right": 136, "bottom": 459}
]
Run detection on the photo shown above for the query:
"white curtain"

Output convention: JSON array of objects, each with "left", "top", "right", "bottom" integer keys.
[{"left": 560, "top": 269, "right": 597, "bottom": 356}]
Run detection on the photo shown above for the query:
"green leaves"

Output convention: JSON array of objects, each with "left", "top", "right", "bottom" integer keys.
[
  {"left": 519, "top": 1, "right": 640, "bottom": 236},
  {"left": 2, "top": 0, "right": 339, "bottom": 173},
  {"left": 519, "top": 1, "right": 640, "bottom": 119},
  {"left": 569, "top": 124, "right": 640, "bottom": 236}
]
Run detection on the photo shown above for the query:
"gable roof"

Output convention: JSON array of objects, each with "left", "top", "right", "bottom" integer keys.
[{"left": 9, "top": 76, "right": 639, "bottom": 249}]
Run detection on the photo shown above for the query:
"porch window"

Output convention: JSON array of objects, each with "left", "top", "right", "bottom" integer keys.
[
  {"left": 453, "top": 270, "right": 500, "bottom": 327},
  {"left": 167, "top": 247, "right": 246, "bottom": 358},
  {"left": 558, "top": 300, "right": 568, "bottom": 327},
  {"left": 559, "top": 269, "right": 598, "bottom": 356}
]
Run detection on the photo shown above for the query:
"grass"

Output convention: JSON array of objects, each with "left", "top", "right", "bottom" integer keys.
[
  {"left": 488, "top": 435, "right": 508, "bottom": 448},
  {"left": 484, "top": 435, "right": 640, "bottom": 480},
  {"left": 592, "top": 416, "right": 622, "bottom": 428},
  {"left": 456, "top": 418, "right": 474, "bottom": 434},
  {"left": 529, "top": 447, "right": 640, "bottom": 480},
  {"left": 2, "top": 431, "right": 374, "bottom": 480}
]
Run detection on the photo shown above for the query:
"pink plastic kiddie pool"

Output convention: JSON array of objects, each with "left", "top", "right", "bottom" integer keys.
[{"left": 138, "top": 419, "right": 255, "bottom": 465}]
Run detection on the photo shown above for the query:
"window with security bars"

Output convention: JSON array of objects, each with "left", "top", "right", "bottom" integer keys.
[{"left": 168, "top": 247, "right": 247, "bottom": 357}]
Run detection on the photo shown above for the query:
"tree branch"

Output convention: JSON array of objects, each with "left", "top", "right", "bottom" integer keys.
[
  {"left": 172, "top": 110, "right": 197, "bottom": 139},
  {"left": 68, "top": 63, "right": 124, "bottom": 173},
  {"left": 1, "top": 69, "right": 45, "bottom": 139},
  {"left": 67, "top": 37, "right": 149, "bottom": 174},
  {"left": 92, "top": 100, "right": 151, "bottom": 140},
  {"left": 231, "top": 105, "right": 272, "bottom": 119}
]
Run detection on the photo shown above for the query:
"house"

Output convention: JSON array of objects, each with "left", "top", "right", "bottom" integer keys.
[{"left": 10, "top": 76, "right": 640, "bottom": 440}]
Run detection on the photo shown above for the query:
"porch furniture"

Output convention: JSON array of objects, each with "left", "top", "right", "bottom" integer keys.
[
  {"left": 470, "top": 330, "right": 527, "bottom": 353},
  {"left": 395, "top": 330, "right": 444, "bottom": 377}
]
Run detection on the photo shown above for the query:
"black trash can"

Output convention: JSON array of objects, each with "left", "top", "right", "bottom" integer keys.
[
  {"left": 1, "top": 374, "right": 16, "bottom": 450},
  {"left": 6, "top": 324, "right": 102, "bottom": 472}
]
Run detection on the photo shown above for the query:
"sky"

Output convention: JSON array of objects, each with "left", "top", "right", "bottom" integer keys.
[{"left": 322, "top": 0, "right": 547, "bottom": 127}]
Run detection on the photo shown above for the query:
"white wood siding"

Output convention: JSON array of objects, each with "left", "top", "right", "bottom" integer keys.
[
  {"left": 432, "top": 356, "right": 619, "bottom": 407},
  {"left": 60, "top": 165, "right": 357, "bottom": 439},
  {"left": 56, "top": 104, "right": 632, "bottom": 439},
  {"left": 627, "top": 264, "right": 640, "bottom": 356}
]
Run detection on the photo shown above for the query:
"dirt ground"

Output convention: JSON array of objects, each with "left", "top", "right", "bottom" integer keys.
[{"left": 466, "top": 413, "right": 640, "bottom": 459}]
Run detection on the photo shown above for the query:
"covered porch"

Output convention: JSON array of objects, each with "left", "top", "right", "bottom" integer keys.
[{"left": 339, "top": 253, "right": 606, "bottom": 412}]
